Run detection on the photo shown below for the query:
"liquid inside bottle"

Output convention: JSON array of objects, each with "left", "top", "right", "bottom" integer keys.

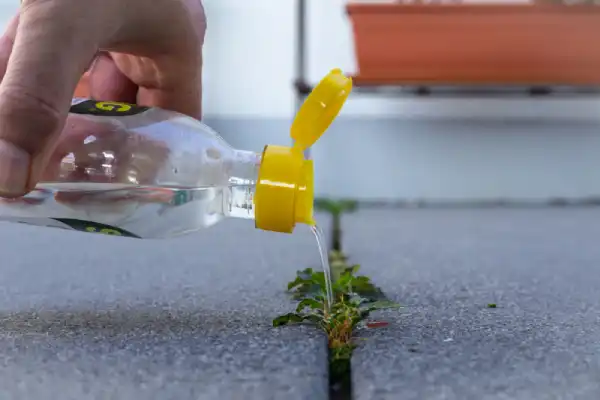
[{"left": 0, "top": 100, "right": 264, "bottom": 238}]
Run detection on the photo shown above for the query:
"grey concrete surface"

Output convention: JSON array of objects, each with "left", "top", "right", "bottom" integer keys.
[
  {"left": 346, "top": 208, "right": 600, "bottom": 400},
  {"left": 0, "top": 218, "right": 328, "bottom": 400}
]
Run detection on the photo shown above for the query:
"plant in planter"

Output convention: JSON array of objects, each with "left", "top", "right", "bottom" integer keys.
[
  {"left": 314, "top": 198, "right": 358, "bottom": 255},
  {"left": 346, "top": 1, "right": 600, "bottom": 86}
]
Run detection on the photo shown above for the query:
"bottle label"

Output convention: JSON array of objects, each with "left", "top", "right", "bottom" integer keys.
[
  {"left": 51, "top": 218, "right": 141, "bottom": 238},
  {"left": 69, "top": 99, "right": 150, "bottom": 117},
  {"left": 4, "top": 217, "right": 141, "bottom": 238}
]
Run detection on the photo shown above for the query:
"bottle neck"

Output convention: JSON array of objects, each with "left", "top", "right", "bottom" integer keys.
[
  {"left": 218, "top": 149, "right": 262, "bottom": 223},
  {"left": 228, "top": 149, "right": 261, "bottom": 186}
]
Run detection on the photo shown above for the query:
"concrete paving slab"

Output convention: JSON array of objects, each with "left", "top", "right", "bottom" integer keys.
[
  {"left": 346, "top": 208, "right": 600, "bottom": 400},
  {"left": 0, "top": 218, "right": 328, "bottom": 400}
]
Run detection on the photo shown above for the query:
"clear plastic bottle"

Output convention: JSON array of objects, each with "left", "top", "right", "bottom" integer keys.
[{"left": 0, "top": 69, "right": 352, "bottom": 239}]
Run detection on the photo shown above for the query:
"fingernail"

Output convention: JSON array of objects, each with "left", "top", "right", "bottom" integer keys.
[{"left": 0, "top": 139, "right": 29, "bottom": 196}]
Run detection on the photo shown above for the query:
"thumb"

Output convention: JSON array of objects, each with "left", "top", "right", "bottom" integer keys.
[{"left": 0, "top": 1, "right": 100, "bottom": 197}]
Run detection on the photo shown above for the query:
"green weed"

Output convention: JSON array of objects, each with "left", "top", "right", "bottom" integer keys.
[{"left": 273, "top": 251, "right": 401, "bottom": 366}]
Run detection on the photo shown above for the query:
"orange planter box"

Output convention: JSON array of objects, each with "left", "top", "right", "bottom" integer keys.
[{"left": 346, "top": 4, "right": 600, "bottom": 86}]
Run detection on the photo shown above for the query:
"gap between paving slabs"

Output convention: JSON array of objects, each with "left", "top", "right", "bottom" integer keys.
[{"left": 273, "top": 200, "right": 402, "bottom": 399}]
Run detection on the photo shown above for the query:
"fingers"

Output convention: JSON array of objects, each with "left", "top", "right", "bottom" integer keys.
[
  {"left": 88, "top": 52, "right": 137, "bottom": 103},
  {"left": 134, "top": 0, "right": 205, "bottom": 119},
  {"left": 73, "top": 54, "right": 104, "bottom": 98},
  {"left": 0, "top": 1, "right": 102, "bottom": 196},
  {"left": 111, "top": 0, "right": 206, "bottom": 119},
  {"left": 0, "top": 0, "right": 205, "bottom": 197},
  {"left": 137, "top": 73, "right": 202, "bottom": 120},
  {"left": 0, "top": 15, "right": 19, "bottom": 80}
]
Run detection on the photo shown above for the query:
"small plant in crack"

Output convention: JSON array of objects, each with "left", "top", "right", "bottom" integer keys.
[
  {"left": 273, "top": 263, "right": 399, "bottom": 334},
  {"left": 273, "top": 250, "right": 401, "bottom": 395},
  {"left": 274, "top": 198, "right": 401, "bottom": 396}
]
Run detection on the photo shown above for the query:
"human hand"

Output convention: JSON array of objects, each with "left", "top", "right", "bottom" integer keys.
[{"left": 0, "top": 0, "right": 206, "bottom": 197}]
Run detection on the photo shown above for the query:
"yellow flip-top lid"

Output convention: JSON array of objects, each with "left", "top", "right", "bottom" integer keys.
[{"left": 254, "top": 69, "right": 352, "bottom": 233}]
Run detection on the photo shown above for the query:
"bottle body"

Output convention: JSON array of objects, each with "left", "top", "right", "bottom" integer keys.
[{"left": 0, "top": 99, "right": 262, "bottom": 238}]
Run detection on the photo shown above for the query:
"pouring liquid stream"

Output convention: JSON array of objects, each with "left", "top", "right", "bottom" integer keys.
[{"left": 311, "top": 225, "right": 334, "bottom": 311}]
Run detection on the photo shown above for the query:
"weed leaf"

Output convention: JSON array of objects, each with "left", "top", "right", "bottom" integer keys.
[
  {"left": 296, "top": 298, "right": 324, "bottom": 313},
  {"left": 273, "top": 313, "right": 304, "bottom": 327},
  {"left": 362, "top": 300, "right": 402, "bottom": 311}
]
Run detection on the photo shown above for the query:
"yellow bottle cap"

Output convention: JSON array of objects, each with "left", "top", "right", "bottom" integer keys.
[{"left": 254, "top": 69, "right": 352, "bottom": 233}]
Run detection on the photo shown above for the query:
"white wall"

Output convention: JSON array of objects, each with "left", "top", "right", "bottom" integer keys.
[
  {"left": 202, "top": 0, "right": 600, "bottom": 202},
  {"left": 202, "top": 0, "right": 600, "bottom": 122}
]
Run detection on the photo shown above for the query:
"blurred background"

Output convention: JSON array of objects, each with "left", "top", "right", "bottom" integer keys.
[{"left": 5, "top": 0, "right": 600, "bottom": 204}]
